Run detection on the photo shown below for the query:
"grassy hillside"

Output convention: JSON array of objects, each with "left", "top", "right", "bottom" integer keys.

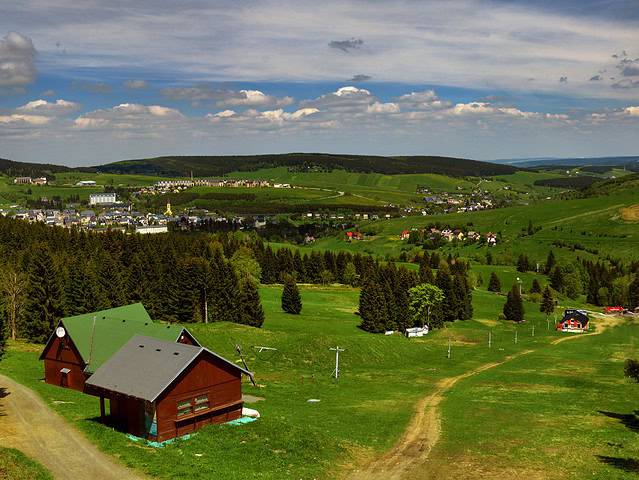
[
  {"left": 1, "top": 284, "right": 635, "bottom": 479},
  {"left": 302, "top": 190, "right": 639, "bottom": 261},
  {"left": 94, "top": 153, "right": 520, "bottom": 177}
]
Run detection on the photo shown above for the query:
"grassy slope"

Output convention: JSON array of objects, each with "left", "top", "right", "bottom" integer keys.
[
  {"left": 1, "top": 284, "right": 580, "bottom": 480},
  {"left": 305, "top": 190, "right": 639, "bottom": 260},
  {"left": 0, "top": 447, "right": 52, "bottom": 480},
  {"left": 432, "top": 319, "right": 639, "bottom": 479}
]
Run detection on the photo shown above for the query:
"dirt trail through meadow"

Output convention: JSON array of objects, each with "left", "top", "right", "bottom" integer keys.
[
  {"left": 0, "top": 373, "right": 148, "bottom": 480},
  {"left": 346, "top": 317, "right": 614, "bottom": 480}
]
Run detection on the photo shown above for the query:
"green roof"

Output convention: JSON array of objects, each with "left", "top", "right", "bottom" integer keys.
[{"left": 56, "top": 303, "right": 188, "bottom": 373}]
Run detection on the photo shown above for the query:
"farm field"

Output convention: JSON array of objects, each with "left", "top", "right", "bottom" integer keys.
[
  {"left": 304, "top": 189, "right": 639, "bottom": 261},
  {"left": 1, "top": 283, "right": 636, "bottom": 479}
]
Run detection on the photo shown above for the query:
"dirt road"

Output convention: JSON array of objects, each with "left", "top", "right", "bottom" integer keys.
[
  {"left": 0, "top": 374, "right": 147, "bottom": 480},
  {"left": 347, "top": 319, "right": 613, "bottom": 480}
]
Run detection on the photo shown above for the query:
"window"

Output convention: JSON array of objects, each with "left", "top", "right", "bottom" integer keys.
[
  {"left": 177, "top": 399, "right": 192, "bottom": 417},
  {"left": 177, "top": 395, "right": 210, "bottom": 418},
  {"left": 194, "top": 395, "right": 209, "bottom": 412}
]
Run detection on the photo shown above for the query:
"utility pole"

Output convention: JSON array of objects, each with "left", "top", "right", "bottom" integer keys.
[
  {"left": 330, "top": 346, "right": 345, "bottom": 380},
  {"left": 447, "top": 338, "right": 451, "bottom": 359},
  {"left": 514, "top": 328, "right": 518, "bottom": 344},
  {"left": 532, "top": 324, "right": 535, "bottom": 337},
  {"left": 488, "top": 331, "right": 492, "bottom": 348}
]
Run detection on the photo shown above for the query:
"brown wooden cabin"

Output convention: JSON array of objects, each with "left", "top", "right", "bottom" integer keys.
[
  {"left": 84, "top": 335, "right": 250, "bottom": 442},
  {"left": 39, "top": 304, "right": 197, "bottom": 392}
]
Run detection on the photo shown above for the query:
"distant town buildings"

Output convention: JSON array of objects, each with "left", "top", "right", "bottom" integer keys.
[
  {"left": 76, "top": 180, "right": 97, "bottom": 186},
  {"left": 13, "top": 176, "right": 47, "bottom": 185},
  {"left": 89, "top": 192, "right": 117, "bottom": 205},
  {"left": 135, "top": 225, "right": 168, "bottom": 235}
]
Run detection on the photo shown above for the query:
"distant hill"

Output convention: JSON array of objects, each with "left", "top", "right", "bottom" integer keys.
[
  {"left": 493, "top": 155, "right": 639, "bottom": 169},
  {"left": 94, "top": 153, "right": 520, "bottom": 178},
  {"left": 0, "top": 157, "right": 82, "bottom": 178},
  {"left": 583, "top": 172, "right": 639, "bottom": 196}
]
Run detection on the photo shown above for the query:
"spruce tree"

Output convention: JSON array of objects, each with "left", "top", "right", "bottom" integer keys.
[
  {"left": 435, "top": 268, "right": 455, "bottom": 322},
  {"left": 503, "top": 284, "right": 524, "bottom": 322},
  {"left": 544, "top": 250, "right": 556, "bottom": 274},
  {"left": 540, "top": 286, "right": 555, "bottom": 318},
  {"left": 23, "top": 246, "right": 65, "bottom": 343},
  {"left": 550, "top": 266, "right": 563, "bottom": 293},
  {"left": 517, "top": 254, "right": 529, "bottom": 273},
  {"left": 240, "top": 279, "right": 265, "bottom": 327},
  {"left": 281, "top": 276, "right": 302, "bottom": 314},
  {"left": 530, "top": 278, "right": 542, "bottom": 294},
  {"left": 358, "top": 281, "right": 388, "bottom": 333},
  {"left": 418, "top": 262, "right": 435, "bottom": 284},
  {"left": 488, "top": 272, "right": 501, "bottom": 292}
]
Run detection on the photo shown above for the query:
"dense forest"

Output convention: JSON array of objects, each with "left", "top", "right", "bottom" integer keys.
[{"left": 95, "top": 153, "right": 520, "bottom": 177}]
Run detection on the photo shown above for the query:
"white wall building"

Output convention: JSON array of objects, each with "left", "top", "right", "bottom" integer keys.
[
  {"left": 135, "top": 225, "right": 168, "bottom": 235},
  {"left": 89, "top": 192, "right": 117, "bottom": 205}
]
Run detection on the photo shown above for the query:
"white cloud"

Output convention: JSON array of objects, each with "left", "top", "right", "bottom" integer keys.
[
  {"left": 219, "top": 89, "right": 293, "bottom": 107},
  {"left": 334, "top": 86, "right": 371, "bottom": 97},
  {"left": 396, "top": 90, "right": 449, "bottom": 110},
  {"left": 0, "top": 31, "right": 36, "bottom": 89},
  {"left": 367, "top": 102, "right": 399, "bottom": 114},
  {"left": 74, "top": 103, "right": 184, "bottom": 131},
  {"left": 623, "top": 106, "right": 639, "bottom": 116},
  {"left": 16, "top": 99, "right": 80, "bottom": 115},
  {"left": 0, "top": 113, "right": 49, "bottom": 125}
]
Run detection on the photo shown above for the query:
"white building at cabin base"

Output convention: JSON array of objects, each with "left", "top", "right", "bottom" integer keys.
[{"left": 405, "top": 326, "right": 429, "bottom": 338}]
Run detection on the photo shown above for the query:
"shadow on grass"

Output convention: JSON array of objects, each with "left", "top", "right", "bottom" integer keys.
[
  {"left": 597, "top": 455, "right": 639, "bottom": 473},
  {"left": 598, "top": 410, "right": 639, "bottom": 432},
  {"left": 86, "top": 415, "right": 130, "bottom": 435}
]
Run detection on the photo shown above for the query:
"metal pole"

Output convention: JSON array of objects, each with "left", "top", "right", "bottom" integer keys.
[
  {"left": 488, "top": 331, "right": 492, "bottom": 348},
  {"left": 532, "top": 324, "right": 535, "bottom": 337},
  {"left": 330, "top": 346, "right": 345, "bottom": 380},
  {"left": 514, "top": 329, "right": 518, "bottom": 344},
  {"left": 447, "top": 338, "right": 451, "bottom": 358}
]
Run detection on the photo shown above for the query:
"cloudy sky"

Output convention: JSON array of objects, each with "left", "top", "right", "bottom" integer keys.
[{"left": 1, "top": 0, "right": 638, "bottom": 166}]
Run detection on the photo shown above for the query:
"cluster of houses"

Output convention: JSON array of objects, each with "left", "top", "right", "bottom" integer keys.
[
  {"left": 1, "top": 207, "right": 171, "bottom": 233},
  {"left": 139, "top": 178, "right": 286, "bottom": 195},
  {"left": 13, "top": 176, "right": 48, "bottom": 185},
  {"left": 40, "top": 304, "right": 252, "bottom": 442},
  {"left": 400, "top": 226, "right": 498, "bottom": 245},
  {"left": 421, "top": 192, "right": 495, "bottom": 214}
]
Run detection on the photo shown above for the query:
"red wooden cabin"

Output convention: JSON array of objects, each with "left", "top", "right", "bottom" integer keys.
[
  {"left": 39, "top": 304, "right": 198, "bottom": 392},
  {"left": 85, "top": 335, "right": 250, "bottom": 442}
]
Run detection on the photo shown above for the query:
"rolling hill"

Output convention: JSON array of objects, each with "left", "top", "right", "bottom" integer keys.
[{"left": 93, "top": 153, "right": 521, "bottom": 178}]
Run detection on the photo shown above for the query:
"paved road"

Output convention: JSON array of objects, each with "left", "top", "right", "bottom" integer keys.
[{"left": 0, "top": 374, "right": 147, "bottom": 480}]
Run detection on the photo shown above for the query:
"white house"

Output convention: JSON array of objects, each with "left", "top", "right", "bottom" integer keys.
[
  {"left": 135, "top": 225, "right": 168, "bottom": 234},
  {"left": 89, "top": 192, "right": 117, "bottom": 205},
  {"left": 76, "top": 180, "right": 97, "bottom": 186}
]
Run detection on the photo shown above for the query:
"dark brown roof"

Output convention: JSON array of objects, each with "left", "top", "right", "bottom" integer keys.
[{"left": 85, "top": 335, "right": 249, "bottom": 402}]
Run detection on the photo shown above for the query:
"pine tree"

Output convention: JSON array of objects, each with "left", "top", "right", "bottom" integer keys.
[
  {"left": 23, "top": 246, "right": 65, "bottom": 343},
  {"left": 544, "top": 250, "right": 556, "bottom": 274},
  {"left": 281, "top": 276, "right": 302, "bottom": 314},
  {"left": 435, "top": 269, "right": 455, "bottom": 322},
  {"left": 503, "top": 284, "right": 524, "bottom": 322},
  {"left": 359, "top": 281, "right": 388, "bottom": 333},
  {"left": 540, "top": 286, "right": 555, "bottom": 318},
  {"left": 516, "top": 254, "right": 529, "bottom": 273},
  {"left": 530, "top": 278, "right": 542, "bottom": 294},
  {"left": 488, "top": 272, "right": 501, "bottom": 292},
  {"left": 342, "top": 262, "right": 358, "bottom": 286},
  {"left": 550, "top": 266, "right": 563, "bottom": 293},
  {"left": 418, "top": 262, "right": 435, "bottom": 284},
  {"left": 239, "top": 279, "right": 265, "bottom": 327}
]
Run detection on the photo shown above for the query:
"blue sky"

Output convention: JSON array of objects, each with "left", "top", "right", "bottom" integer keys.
[{"left": 0, "top": 0, "right": 638, "bottom": 166}]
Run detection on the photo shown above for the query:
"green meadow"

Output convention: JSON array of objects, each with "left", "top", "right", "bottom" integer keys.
[
  {"left": 0, "top": 447, "right": 52, "bottom": 480},
  {"left": 2, "top": 282, "right": 635, "bottom": 479}
]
